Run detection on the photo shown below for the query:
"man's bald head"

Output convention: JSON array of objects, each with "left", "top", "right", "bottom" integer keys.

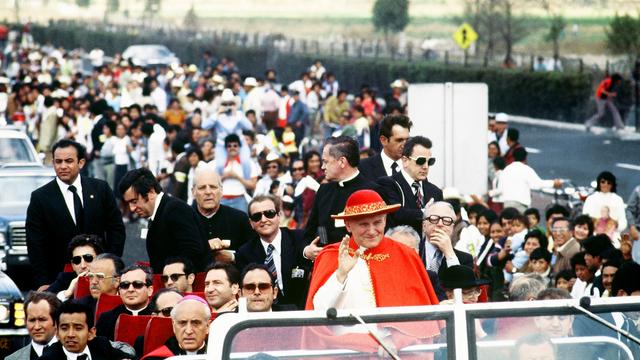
[{"left": 193, "top": 166, "right": 223, "bottom": 216}]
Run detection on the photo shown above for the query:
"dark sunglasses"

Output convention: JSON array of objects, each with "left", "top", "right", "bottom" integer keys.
[
  {"left": 161, "top": 273, "right": 186, "bottom": 283},
  {"left": 425, "top": 215, "right": 455, "bottom": 226},
  {"left": 226, "top": 143, "right": 239, "bottom": 148},
  {"left": 118, "top": 280, "right": 149, "bottom": 290},
  {"left": 249, "top": 209, "right": 278, "bottom": 222},
  {"left": 408, "top": 156, "right": 436, "bottom": 166},
  {"left": 242, "top": 282, "right": 272, "bottom": 292},
  {"left": 71, "top": 254, "right": 94, "bottom": 265},
  {"left": 292, "top": 167, "right": 304, "bottom": 172},
  {"left": 157, "top": 306, "right": 173, "bottom": 317}
]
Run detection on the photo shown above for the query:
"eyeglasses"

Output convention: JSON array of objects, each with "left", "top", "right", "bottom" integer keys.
[
  {"left": 249, "top": 209, "right": 278, "bottom": 222},
  {"left": 226, "top": 143, "right": 239, "bottom": 149},
  {"left": 71, "top": 254, "right": 94, "bottom": 265},
  {"left": 87, "top": 272, "right": 117, "bottom": 281},
  {"left": 425, "top": 215, "right": 455, "bottom": 226},
  {"left": 551, "top": 227, "right": 569, "bottom": 233},
  {"left": 221, "top": 102, "right": 235, "bottom": 106},
  {"left": 118, "top": 280, "right": 150, "bottom": 290},
  {"left": 156, "top": 306, "right": 173, "bottom": 317},
  {"left": 161, "top": 273, "right": 186, "bottom": 283},
  {"left": 242, "top": 282, "right": 272, "bottom": 292},
  {"left": 462, "top": 288, "right": 482, "bottom": 297},
  {"left": 408, "top": 156, "right": 436, "bottom": 166},
  {"left": 292, "top": 167, "right": 304, "bottom": 172}
]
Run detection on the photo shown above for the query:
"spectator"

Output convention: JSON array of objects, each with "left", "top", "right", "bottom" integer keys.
[
  {"left": 582, "top": 171, "right": 627, "bottom": 247},
  {"left": 6, "top": 292, "right": 61, "bottom": 360},
  {"left": 162, "top": 257, "right": 196, "bottom": 294},
  {"left": 48, "top": 234, "right": 104, "bottom": 300},
  {"left": 358, "top": 114, "right": 412, "bottom": 181},
  {"left": 551, "top": 217, "right": 580, "bottom": 274},
  {"left": 204, "top": 262, "right": 240, "bottom": 315}
]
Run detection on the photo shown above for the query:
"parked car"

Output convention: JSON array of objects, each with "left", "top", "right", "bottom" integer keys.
[
  {"left": 0, "top": 165, "right": 55, "bottom": 273},
  {"left": 0, "top": 127, "right": 41, "bottom": 166},
  {"left": 122, "top": 44, "right": 179, "bottom": 67},
  {"left": 0, "top": 270, "right": 28, "bottom": 358}
]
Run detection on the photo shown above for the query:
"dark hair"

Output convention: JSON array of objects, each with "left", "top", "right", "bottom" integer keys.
[
  {"left": 118, "top": 168, "right": 162, "bottom": 200},
  {"left": 337, "top": 89, "right": 348, "bottom": 97},
  {"left": 601, "top": 248, "right": 622, "bottom": 265},
  {"left": 507, "top": 128, "right": 519, "bottom": 143},
  {"left": 379, "top": 114, "right": 412, "bottom": 139},
  {"left": 56, "top": 301, "right": 94, "bottom": 328},
  {"left": 512, "top": 214, "right": 529, "bottom": 228},
  {"left": 104, "top": 120, "right": 117, "bottom": 134},
  {"left": 513, "top": 147, "right": 528, "bottom": 162},
  {"left": 164, "top": 256, "right": 195, "bottom": 276},
  {"left": 513, "top": 333, "right": 555, "bottom": 358},
  {"left": 524, "top": 230, "right": 548, "bottom": 251},
  {"left": 467, "top": 204, "right": 488, "bottom": 219},
  {"left": 241, "top": 263, "right": 276, "bottom": 287},
  {"left": 488, "top": 141, "right": 501, "bottom": 156},
  {"left": 492, "top": 156, "right": 506, "bottom": 171},
  {"left": 572, "top": 215, "right": 594, "bottom": 237},
  {"left": 602, "top": 256, "right": 622, "bottom": 271},
  {"left": 555, "top": 269, "right": 575, "bottom": 283},
  {"left": 324, "top": 136, "right": 360, "bottom": 167},
  {"left": 478, "top": 209, "right": 498, "bottom": 225},
  {"left": 148, "top": 288, "right": 182, "bottom": 313},
  {"left": 25, "top": 291, "right": 62, "bottom": 324},
  {"left": 67, "top": 234, "right": 104, "bottom": 260},
  {"left": 595, "top": 171, "right": 617, "bottom": 193},
  {"left": 570, "top": 251, "right": 587, "bottom": 269},
  {"left": 530, "top": 247, "right": 552, "bottom": 263},
  {"left": 52, "top": 139, "right": 87, "bottom": 161},
  {"left": 248, "top": 194, "right": 281, "bottom": 215},
  {"left": 500, "top": 207, "right": 521, "bottom": 221},
  {"left": 611, "top": 261, "right": 640, "bottom": 296},
  {"left": 545, "top": 204, "right": 569, "bottom": 219},
  {"left": 95, "top": 253, "right": 125, "bottom": 276},
  {"left": 302, "top": 150, "right": 321, "bottom": 172},
  {"left": 224, "top": 133, "right": 241, "bottom": 148},
  {"left": 120, "top": 264, "right": 153, "bottom": 284},
  {"left": 186, "top": 147, "right": 204, "bottom": 162},
  {"left": 536, "top": 288, "right": 571, "bottom": 300},
  {"left": 610, "top": 73, "right": 623, "bottom": 82},
  {"left": 205, "top": 262, "right": 240, "bottom": 286},
  {"left": 402, "top": 136, "right": 432, "bottom": 158},
  {"left": 524, "top": 208, "right": 540, "bottom": 223}
]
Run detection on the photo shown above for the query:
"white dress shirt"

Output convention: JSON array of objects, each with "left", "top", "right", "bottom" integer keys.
[
  {"left": 149, "top": 192, "right": 164, "bottom": 221},
  {"left": 260, "top": 229, "right": 283, "bottom": 292},
  {"left": 62, "top": 345, "right": 92, "bottom": 360},
  {"left": 56, "top": 176, "right": 83, "bottom": 225},
  {"left": 32, "top": 337, "right": 58, "bottom": 357},
  {"left": 380, "top": 151, "right": 400, "bottom": 177},
  {"left": 401, "top": 169, "right": 423, "bottom": 205},
  {"left": 494, "top": 161, "right": 555, "bottom": 207},
  {"left": 425, "top": 236, "right": 460, "bottom": 272}
]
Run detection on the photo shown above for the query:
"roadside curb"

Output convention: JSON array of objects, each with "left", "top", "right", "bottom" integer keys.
[{"left": 509, "top": 115, "right": 640, "bottom": 140}]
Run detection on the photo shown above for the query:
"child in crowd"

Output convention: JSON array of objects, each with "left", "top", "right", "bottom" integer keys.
[
  {"left": 524, "top": 208, "right": 544, "bottom": 233},
  {"left": 512, "top": 229, "right": 548, "bottom": 274},
  {"left": 554, "top": 269, "right": 576, "bottom": 293},
  {"left": 530, "top": 247, "right": 553, "bottom": 286},
  {"left": 570, "top": 251, "right": 597, "bottom": 298}
]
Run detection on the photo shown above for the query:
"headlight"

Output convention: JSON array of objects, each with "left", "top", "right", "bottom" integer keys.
[
  {"left": 0, "top": 303, "right": 10, "bottom": 324},
  {"left": 14, "top": 302, "right": 25, "bottom": 327}
]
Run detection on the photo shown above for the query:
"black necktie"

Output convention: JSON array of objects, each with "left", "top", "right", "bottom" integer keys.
[
  {"left": 412, "top": 181, "right": 423, "bottom": 208},
  {"left": 391, "top": 162, "right": 399, "bottom": 175},
  {"left": 77, "top": 354, "right": 88, "bottom": 360},
  {"left": 68, "top": 185, "right": 84, "bottom": 231}
]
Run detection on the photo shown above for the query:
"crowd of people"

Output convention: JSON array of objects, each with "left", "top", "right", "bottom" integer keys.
[{"left": 1, "top": 29, "right": 638, "bottom": 359}]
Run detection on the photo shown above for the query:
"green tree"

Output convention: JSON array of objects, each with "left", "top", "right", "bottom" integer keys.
[
  {"left": 606, "top": 13, "right": 640, "bottom": 62},
  {"left": 107, "top": 0, "right": 119, "bottom": 13},
  {"left": 545, "top": 15, "right": 566, "bottom": 63},
  {"left": 76, "top": 0, "right": 90, "bottom": 8},
  {"left": 183, "top": 5, "right": 199, "bottom": 32},
  {"left": 372, "top": 0, "right": 410, "bottom": 39}
]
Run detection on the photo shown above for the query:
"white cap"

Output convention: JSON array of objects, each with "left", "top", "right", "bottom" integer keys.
[
  {"left": 265, "top": 152, "right": 280, "bottom": 163},
  {"left": 390, "top": 79, "right": 408, "bottom": 89},
  {"left": 282, "top": 195, "right": 294, "bottom": 204},
  {"left": 211, "top": 74, "right": 225, "bottom": 84},
  {"left": 243, "top": 77, "right": 258, "bottom": 87},
  {"left": 0, "top": 77, "right": 10, "bottom": 85},
  {"left": 495, "top": 112, "right": 509, "bottom": 123},
  {"left": 220, "top": 88, "right": 235, "bottom": 102}
]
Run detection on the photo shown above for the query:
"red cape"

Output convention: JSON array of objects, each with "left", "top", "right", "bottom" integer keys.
[{"left": 303, "top": 237, "right": 441, "bottom": 355}]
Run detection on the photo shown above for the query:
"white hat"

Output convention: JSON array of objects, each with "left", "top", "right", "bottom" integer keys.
[
  {"left": 58, "top": 75, "right": 71, "bottom": 84},
  {"left": 211, "top": 74, "right": 225, "bottom": 84},
  {"left": 243, "top": 77, "right": 258, "bottom": 87},
  {"left": 442, "top": 187, "right": 464, "bottom": 201},
  {"left": 0, "top": 77, "right": 10, "bottom": 85},
  {"left": 51, "top": 89, "right": 69, "bottom": 99},
  {"left": 220, "top": 88, "right": 235, "bottom": 102},
  {"left": 187, "top": 64, "right": 198, "bottom": 73},
  {"left": 282, "top": 195, "right": 294, "bottom": 204},
  {"left": 390, "top": 79, "right": 408, "bottom": 89},
  {"left": 171, "top": 78, "right": 182, "bottom": 88},
  {"left": 265, "top": 152, "right": 280, "bottom": 163},
  {"left": 495, "top": 112, "right": 509, "bottom": 123}
]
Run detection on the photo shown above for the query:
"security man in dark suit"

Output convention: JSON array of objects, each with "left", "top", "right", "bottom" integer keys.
[
  {"left": 358, "top": 114, "right": 412, "bottom": 182},
  {"left": 236, "top": 195, "right": 311, "bottom": 309},
  {"left": 119, "top": 168, "right": 210, "bottom": 274},
  {"left": 26, "top": 139, "right": 125, "bottom": 289},
  {"left": 377, "top": 136, "right": 443, "bottom": 236}
]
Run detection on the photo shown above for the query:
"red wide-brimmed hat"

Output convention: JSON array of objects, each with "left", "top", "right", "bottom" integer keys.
[{"left": 331, "top": 189, "right": 401, "bottom": 220}]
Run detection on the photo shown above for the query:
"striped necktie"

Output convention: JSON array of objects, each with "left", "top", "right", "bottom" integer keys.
[{"left": 265, "top": 244, "right": 278, "bottom": 286}]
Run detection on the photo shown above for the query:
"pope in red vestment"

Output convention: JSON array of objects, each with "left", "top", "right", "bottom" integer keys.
[{"left": 303, "top": 189, "right": 441, "bottom": 358}]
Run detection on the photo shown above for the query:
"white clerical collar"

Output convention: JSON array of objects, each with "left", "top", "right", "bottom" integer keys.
[
  {"left": 260, "top": 229, "right": 282, "bottom": 254},
  {"left": 401, "top": 168, "right": 420, "bottom": 188},
  {"left": 149, "top": 192, "right": 164, "bottom": 221},
  {"left": 338, "top": 170, "right": 359, "bottom": 187},
  {"left": 126, "top": 304, "right": 148, "bottom": 315},
  {"left": 62, "top": 344, "right": 91, "bottom": 360},
  {"left": 184, "top": 343, "right": 207, "bottom": 355},
  {"left": 32, "top": 337, "right": 58, "bottom": 357},
  {"left": 380, "top": 150, "right": 399, "bottom": 176},
  {"left": 56, "top": 175, "right": 83, "bottom": 197}
]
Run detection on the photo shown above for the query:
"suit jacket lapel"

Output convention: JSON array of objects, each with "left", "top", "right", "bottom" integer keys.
[
  {"left": 148, "top": 194, "right": 168, "bottom": 237},
  {"left": 50, "top": 180, "right": 77, "bottom": 229},
  {"left": 80, "top": 177, "right": 94, "bottom": 231},
  {"left": 393, "top": 171, "right": 417, "bottom": 208}
]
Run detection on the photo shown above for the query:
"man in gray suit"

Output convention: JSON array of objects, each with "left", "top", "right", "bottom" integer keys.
[{"left": 7, "top": 292, "right": 61, "bottom": 360}]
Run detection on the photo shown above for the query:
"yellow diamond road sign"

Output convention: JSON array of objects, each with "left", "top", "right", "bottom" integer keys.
[{"left": 453, "top": 23, "right": 478, "bottom": 50}]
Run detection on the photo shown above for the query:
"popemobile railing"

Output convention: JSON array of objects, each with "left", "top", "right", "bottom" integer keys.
[{"left": 167, "top": 293, "right": 640, "bottom": 360}]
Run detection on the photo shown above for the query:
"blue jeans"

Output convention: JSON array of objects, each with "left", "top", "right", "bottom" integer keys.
[{"left": 220, "top": 196, "right": 248, "bottom": 214}]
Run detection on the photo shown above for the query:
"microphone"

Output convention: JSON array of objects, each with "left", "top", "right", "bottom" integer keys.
[
  {"left": 326, "top": 307, "right": 338, "bottom": 319},
  {"left": 579, "top": 296, "right": 591, "bottom": 309}
]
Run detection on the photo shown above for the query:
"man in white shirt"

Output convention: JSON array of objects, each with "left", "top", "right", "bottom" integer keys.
[
  {"left": 494, "top": 147, "right": 561, "bottom": 213},
  {"left": 6, "top": 292, "right": 61, "bottom": 360},
  {"left": 149, "top": 78, "right": 167, "bottom": 113}
]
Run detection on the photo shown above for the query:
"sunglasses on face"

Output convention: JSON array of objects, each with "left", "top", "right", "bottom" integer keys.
[
  {"left": 156, "top": 306, "right": 173, "bottom": 317},
  {"left": 87, "top": 272, "right": 116, "bottom": 281},
  {"left": 408, "top": 156, "right": 436, "bottom": 166},
  {"left": 161, "top": 273, "right": 186, "bottom": 283},
  {"left": 292, "top": 167, "right": 304, "bottom": 172},
  {"left": 118, "top": 280, "right": 149, "bottom": 290},
  {"left": 242, "top": 282, "right": 272, "bottom": 292},
  {"left": 249, "top": 209, "right": 278, "bottom": 222},
  {"left": 71, "top": 254, "right": 94, "bottom": 265},
  {"left": 226, "top": 143, "right": 239, "bottom": 149},
  {"left": 424, "top": 215, "right": 455, "bottom": 226}
]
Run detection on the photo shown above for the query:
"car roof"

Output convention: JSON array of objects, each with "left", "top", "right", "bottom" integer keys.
[
  {"left": 0, "top": 128, "right": 30, "bottom": 139},
  {"left": 0, "top": 164, "right": 54, "bottom": 176}
]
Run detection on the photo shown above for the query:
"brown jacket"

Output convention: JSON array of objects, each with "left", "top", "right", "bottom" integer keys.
[{"left": 553, "top": 237, "right": 581, "bottom": 274}]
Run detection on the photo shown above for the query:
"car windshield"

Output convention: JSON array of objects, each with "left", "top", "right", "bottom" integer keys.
[
  {"left": 0, "top": 138, "right": 37, "bottom": 163},
  {"left": 132, "top": 46, "right": 170, "bottom": 58},
  {"left": 0, "top": 176, "right": 52, "bottom": 206}
]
